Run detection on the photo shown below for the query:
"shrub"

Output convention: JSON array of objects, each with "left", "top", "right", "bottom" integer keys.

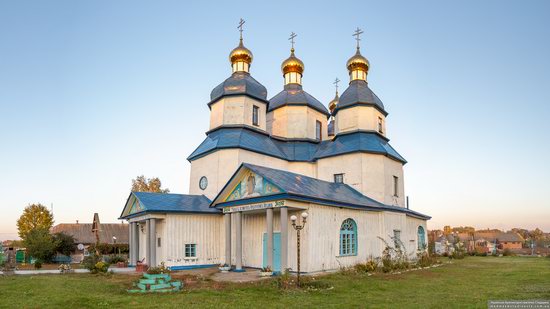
[
  {"left": 58, "top": 263, "right": 72, "bottom": 273},
  {"left": 146, "top": 262, "right": 170, "bottom": 274},
  {"left": 82, "top": 254, "right": 102, "bottom": 271},
  {"left": 52, "top": 232, "right": 76, "bottom": 256},
  {"left": 24, "top": 228, "right": 57, "bottom": 263},
  {"left": 416, "top": 251, "right": 438, "bottom": 268},
  {"left": 502, "top": 248, "right": 515, "bottom": 256},
  {"left": 93, "top": 261, "right": 109, "bottom": 273},
  {"left": 106, "top": 255, "right": 127, "bottom": 264},
  {"left": 34, "top": 260, "right": 42, "bottom": 269}
]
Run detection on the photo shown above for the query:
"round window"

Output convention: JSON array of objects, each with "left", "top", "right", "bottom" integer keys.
[{"left": 199, "top": 176, "right": 208, "bottom": 190}]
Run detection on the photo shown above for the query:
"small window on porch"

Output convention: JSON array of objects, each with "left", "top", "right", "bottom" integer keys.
[{"left": 185, "top": 244, "right": 196, "bottom": 257}]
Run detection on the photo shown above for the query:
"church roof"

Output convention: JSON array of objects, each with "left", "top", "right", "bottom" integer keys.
[
  {"left": 268, "top": 84, "right": 330, "bottom": 116},
  {"left": 209, "top": 72, "right": 268, "bottom": 106},
  {"left": 335, "top": 80, "right": 386, "bottom": 115},
  {"left": 119, "top": 192, "right": 219, "bottom": 219},
  {"left": 187, "top": 127, "right": 406, "bottom": 163},
  {"left": 212, "top": 163, "right": 430, "bottom": 220}
]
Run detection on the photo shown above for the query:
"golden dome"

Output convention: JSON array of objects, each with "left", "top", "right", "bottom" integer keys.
[
  {"left": 229, "top": 39, "right": 253, "bottom": 65},
  {"left": 329, "top": 92, "right": 339, "bottom": 112},
  {"left": 281, "top": 48, "right": 304, "bottom": 75},
  {"left": 346, "top": 48, "right": 369, "bottom": 73}
]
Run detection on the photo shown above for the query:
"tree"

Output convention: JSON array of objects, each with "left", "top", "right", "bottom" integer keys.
[
  {"left": 16, "top": 204, "right": 54, "bottom": 240},
  {"left": 131, "top": 175, "right": 170, "bottom": 193},
  {"left": 53, "top": 232, "right": 76, "bottom": 256},
  {"left": 24, "top": 228, "right": 57, "bottom": 263}
]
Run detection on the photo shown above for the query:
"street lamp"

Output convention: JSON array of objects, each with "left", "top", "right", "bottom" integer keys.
[{"left": 291, "top": 212, "right": 308, "bottom": 286}]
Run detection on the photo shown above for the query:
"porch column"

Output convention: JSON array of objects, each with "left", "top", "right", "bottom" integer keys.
[
  {"left": 132, "top": 223, "right": 140, "bottom": 265},
  {"left": 145, "top": 219, "right": 151, "bottom": 265},
  {"left": 266, "top": 208, "right": 273, "bottom": 269},
  {"left": 235, "top": 211, "right": 243, "bottom": 271},
  {"left": 148, "top": 219, "right": 157, "bottom": 267},
  {"left": 224, "top": 213, "right": 231, "bottom": 266},
  {"left": 280, "top": 207, "right": 288, "bottom": 272},
  {"left": 129, "top": 223, "right": 134, "bottom": 265}
]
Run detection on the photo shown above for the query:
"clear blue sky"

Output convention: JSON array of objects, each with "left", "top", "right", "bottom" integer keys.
[{"left": 1, "top": 1, "right": 549, "bottom": 240}]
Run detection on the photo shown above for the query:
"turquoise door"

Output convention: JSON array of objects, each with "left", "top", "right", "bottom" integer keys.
[{"left": 262, "top": 232, "right": 281, "bottom": 272}]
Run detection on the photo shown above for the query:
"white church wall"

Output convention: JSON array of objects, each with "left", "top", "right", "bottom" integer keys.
[
  {"left": 303, "top": 204, "right": 389, "bottom": 272},
  {"left": 316, "top": 153, "right": 364, "bottom": 192},
  {"left": 209, "top": 96, "right": 267, "bottom": 131},
  {"left": 334, "top": 106, "right": 386, "bottom": 136},
  {"left": 267, "top": 105, "right": 328, "bottom": 140},
  {"left": 383, "top": 157, "right": 405, "bottom": 207},
  {"left": 161, "top": 214, "right": 223, "bottom": 268}
]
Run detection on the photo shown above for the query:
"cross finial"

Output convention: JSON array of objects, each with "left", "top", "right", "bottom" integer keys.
[
  {"left": 289, "top": 32, "right": 297, "bottom": 51},
  {"left": 333, "top": 77, "right": 340, "bottom": 93},
  {"left": 238, "top": 18, "right": 245, "bottom": 40},
  {"left": 353, "top": 27, "right": 364, "bottom": 50}
]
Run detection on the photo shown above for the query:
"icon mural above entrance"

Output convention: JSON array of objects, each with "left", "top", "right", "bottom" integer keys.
[{"left": 225, "top": 171, "right": 281, "bottom": 201}]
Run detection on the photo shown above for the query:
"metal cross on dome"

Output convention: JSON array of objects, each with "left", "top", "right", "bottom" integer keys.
[
  {"left": 289, "top": 32, "right": 297, "bottom": 50},
  {"left": 238, "top": 18, "right": 245, "bottom": 39},
  {"left": 334, "top": 77, "right": 340, "bottom": 92},
  {"left": 353, "top": 27, "right": 364, "bottom": 49}
]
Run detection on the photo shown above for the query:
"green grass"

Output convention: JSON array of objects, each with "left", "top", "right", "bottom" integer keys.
[{"left": 1, "top": 257, "right": 549, "bottom": 308}]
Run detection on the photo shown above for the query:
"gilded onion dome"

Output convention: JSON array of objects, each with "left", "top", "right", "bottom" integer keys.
[
  {"left": 281, "top": 48, "right": 305, "bottom": 76},
  {"left": 346, "top": 47, "right": 370, "bottom": 75},
  {"left": 329, "top": 91, "right": 339, "bottom": 113},
  {"left": 229, "top": 38, "right": 253, "bottom": 65}
]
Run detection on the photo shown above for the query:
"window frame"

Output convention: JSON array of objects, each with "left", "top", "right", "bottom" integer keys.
[
  {"left": 252, "top": 105, "right": 259, "bottom": 126},
  {"left": 393, "top": 229, "right": 402, "bottom": 249},
  {"left": 393, "top": 176, "right": 399, "bottom": 197},
  {"left": 378, "top": 117, "right": 384, "bottom": 133},
  {"left": 334, "top": 173, "right": 344, "bottom": 184},
  {"left": 417, "top": 226, "right": 426, "bottom": 250},
  {"left": 185, "top": 243, "right": 197, "bottom": 258},
  {"left": 339, "top": 218, "right": 358, "bottom": 256},
  {"left": 316, "top": 120, "right": 322, "bottom": 141}
]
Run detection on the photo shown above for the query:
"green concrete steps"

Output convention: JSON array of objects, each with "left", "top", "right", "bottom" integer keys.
[{"left": 127, "top": 273, "right": 183, "bottom": 293}]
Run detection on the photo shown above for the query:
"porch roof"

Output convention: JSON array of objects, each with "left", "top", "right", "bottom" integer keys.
[
  {"left": 211, "top": 163, "right": 431, "bottom": 220},
  {"left": 119, "top": 192, "right": 220, "bottom": 219}
]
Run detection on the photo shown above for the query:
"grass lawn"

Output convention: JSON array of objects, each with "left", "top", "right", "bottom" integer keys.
[{"left": 0, "top": 256, "right": 549, "bottom": 308}]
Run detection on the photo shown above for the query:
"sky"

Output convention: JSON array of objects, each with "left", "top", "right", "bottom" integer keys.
[{"left": 1, "top": 1, "right": 549, "bottom": 240}]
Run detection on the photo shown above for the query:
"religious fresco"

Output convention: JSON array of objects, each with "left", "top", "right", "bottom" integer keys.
[{"left": 225, "top": 171, "right": 281, "bottom": 201}]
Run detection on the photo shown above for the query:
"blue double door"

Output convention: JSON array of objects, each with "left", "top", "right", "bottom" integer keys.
[{"left": 262, "top": 232, "right": 281, "bottom": 272}]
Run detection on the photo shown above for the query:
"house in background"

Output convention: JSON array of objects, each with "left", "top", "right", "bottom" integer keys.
[{"left": 50, "top": 213, "right": 128, "bottom": 262}]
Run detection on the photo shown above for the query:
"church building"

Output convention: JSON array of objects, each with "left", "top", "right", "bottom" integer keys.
[{"left": 119, "top": 23, "right": 430, "bottom": 273}]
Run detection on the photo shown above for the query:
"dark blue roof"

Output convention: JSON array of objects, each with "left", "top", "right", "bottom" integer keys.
[
  {"left": 268, "top": 84, "right": 330, "bottom": 116},
  {"left": 187, "top": 127, "right": 406, "bottom": 163},
  {"left": 214, "top": 163, "right": 430, "bottom": 220},
  {"left": 209, "top": 72, "right": 268, "bottom": 105},
  {"left": 120, "top": 192, "right": 219, "bottom": 218},
  {"left": 335, "top": 80, "right": 386, "bottom": 115}
]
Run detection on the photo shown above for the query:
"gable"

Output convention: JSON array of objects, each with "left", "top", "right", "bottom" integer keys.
[
  {"left": 225, "top": 169, "right": 282, "bottom": 202},
  {"left": 120, "top": 193, "right": 146, "bottom": 218}
]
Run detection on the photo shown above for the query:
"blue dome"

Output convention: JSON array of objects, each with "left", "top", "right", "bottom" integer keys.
[
  {"left": 268, "top": 84, "right": 330, "bottom": 117},
  {"left": 335, "top": 80, "right": 386, "bottom": 115},
  {"left": 209, "top": 72, "right": 268, "bottom": 105}
]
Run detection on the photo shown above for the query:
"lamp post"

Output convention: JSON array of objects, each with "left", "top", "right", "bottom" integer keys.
[{"left": 290, "top": 212, "right": 308, "bottom": 286}]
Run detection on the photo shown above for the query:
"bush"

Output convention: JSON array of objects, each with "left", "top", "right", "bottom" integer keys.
[
  {"left": 34, "top": 260, "right": 42, "bottom": 269},
  {"left": 416, "top": 251, "right": 438, "bottom": 268},
  {"left": 502, "top": 248, "right": 515, "bottom": 256},
  {"left": 52, "top": 232, "right": 76, "bottom": 256},
  {"left": 82, "top": 254, "right": 102, "bottom": 271},
  {"left": 93, "top": 261, "right": 109, "bottom": 273},
  {"left": 24, "top": 228, "right": 57, "bottom": 263},
  {"left": 88, "top": 243, "right": 129, "bottom": 255},
  {"left": 106, "top": 255, "right": 127, "bottom": 264},
  {"left": 146, "top": 262, "right": 169, "bottom": 274}
]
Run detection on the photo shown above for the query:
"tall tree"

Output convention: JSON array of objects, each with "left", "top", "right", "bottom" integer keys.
[
  {"left": 53, "top": 232, "right": 76, "bottom": 256},
  {"left": 16, "top": 203, "right": 54, "bottom": 240},
  {"left": 131, "top": 175, "right": 170, "bottom": 193},
  {"left": 24, "top": 228, "right": 57, "bottom": 262}
]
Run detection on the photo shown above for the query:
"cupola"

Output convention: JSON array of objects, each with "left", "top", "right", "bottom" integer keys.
[
  {"left": 347, "top": 28, "right": 370, "bottom": 82},
  {"left": 281, "top": 33, "right": 304, "bottom": 85},
  {"left": 229, "top": 19, "right": 253, "bottom": 73}
]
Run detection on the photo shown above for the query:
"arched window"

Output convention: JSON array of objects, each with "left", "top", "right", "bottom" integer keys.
[
  {"left": 340, "top": 218, "right": 357, "bottom": 256},
  {"left": 417, "top": 226, "right": 426, "bottom": 250}
]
